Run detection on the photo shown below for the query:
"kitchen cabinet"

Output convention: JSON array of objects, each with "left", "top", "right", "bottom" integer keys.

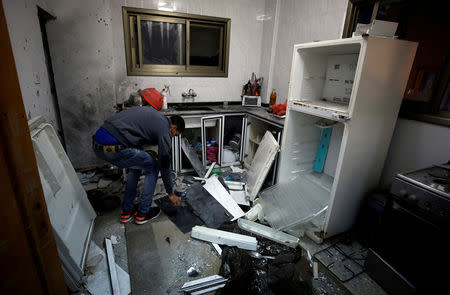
[
  {"left": 173, "top": 115, "right": 203, "bottom": 173},
  {"left": 221, "top": 114, "right": 247, "bottom": 166},
  {"left": 274, "top": 36, "right": 417, "bottom": 239},
  {"left": 173, "top": 113, "right": 248, "bottom": 172},
  {"left": 172, "top": 112, "right": 282, "bottom": 184}
]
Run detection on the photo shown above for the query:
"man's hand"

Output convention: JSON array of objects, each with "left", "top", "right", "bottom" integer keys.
[{"left": 168, "top": 193, "right": 181, "bottom": 206}]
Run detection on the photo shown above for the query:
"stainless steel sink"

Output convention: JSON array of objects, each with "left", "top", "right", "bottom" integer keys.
[{"left": 171, "top": 106, "right": 213, "bottom": 111}]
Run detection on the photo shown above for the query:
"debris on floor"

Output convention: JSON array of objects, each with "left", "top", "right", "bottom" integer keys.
[
  {"left": 187, "top": 266, "right": 200, "bottom": 277},
  {"left": 181, "top": 275, "right": 228, "bottom": 294},
  {"left": 191, "top": 225, "right": 258, "bottom": 251},
  {"left": 76, "top": 165, "right": 126, "bottom": 215},
  {"left": 202, "top": 175, "right": 245, "bottom": 220},
  {"left": 105, "top": 237, "right": 121, "bottom": 294},
  {"left": 85, "top": 241, "right": 131, "bottom": 295},
  {"left": 155, "top": 194, "right": 204, "bottom": 233},
  {"left": 313, "top": 237, "right": 367, "bottom": 282},
  {"left": 213, "top": 222, "right": 307, "bottom": 295},
  {"left": 98, "top": 178, "right": 113, "bottom": 189},
  {"left": 237, "top": 218, "right": 299, "bottom": 248}
]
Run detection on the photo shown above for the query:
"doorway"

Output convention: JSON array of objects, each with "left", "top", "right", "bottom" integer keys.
[{"left": 37, "top": 6, "right": 65, "bottom": 149}]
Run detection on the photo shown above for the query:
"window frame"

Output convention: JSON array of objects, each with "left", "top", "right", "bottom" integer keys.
[
  {"left": 122, "top": 7, "right": 231, "bottom": 77},
  {"left": 342, "top": 0, "right": 450, "bottom": 127}
]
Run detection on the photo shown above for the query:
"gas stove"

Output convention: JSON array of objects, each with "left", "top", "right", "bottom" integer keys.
[
  {"left": 368, "top": 163, "right": 450, "bottom": 294},
  {"left": 390, "top": 163, "right": 450, "bottom": 223}
]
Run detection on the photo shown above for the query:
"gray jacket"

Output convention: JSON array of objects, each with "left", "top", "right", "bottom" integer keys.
[{"left": 102, "top": 106, "right": 173, "bottom": 194}]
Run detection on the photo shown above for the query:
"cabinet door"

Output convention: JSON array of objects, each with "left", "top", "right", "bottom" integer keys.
[
  {"left": 269, "top": 129, "right": 282, "bottom": 185},
  {"left": 171, "top": 136, "right": 180, "bottom": 172},
  {"left": 201, "top": 115, "right": 224, "bottom": 166},
  {"left": 179, "top": 116, "right": 203, "bottom": 172},
  {"left": 239, "top": 116, "right": 247, "bottom": 162},
  {"left": 222, "top": 114, "right": 246, "bottom": 166}
]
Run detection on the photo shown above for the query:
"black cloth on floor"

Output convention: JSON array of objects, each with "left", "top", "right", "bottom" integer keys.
[
  {"left": 155, "top": 195, "right": 203, "bottom": 233},
  {"left": 185, "top": 182, "right": 232, "bottom": 228},
  {"left": 216, "top": 222, "right": 308, "bottom": 295}
]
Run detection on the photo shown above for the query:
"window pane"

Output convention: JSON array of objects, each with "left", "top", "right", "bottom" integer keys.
[
  {"left": 133, "top": 17, "right": 140, "bottom": 66},
  {"left": 140, "top": 20, "right": 185, "bottom": 65},
  {"left": 190, "top": 24, "right": 221, "bottom": 67}
]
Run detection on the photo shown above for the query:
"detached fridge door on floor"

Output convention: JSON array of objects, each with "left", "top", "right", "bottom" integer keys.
[
  {"left": 29, "top": 117, "right": 96, "bottom": 291},
  {"left": 201, "top": 115, "right": 224, "bottom": 166}
]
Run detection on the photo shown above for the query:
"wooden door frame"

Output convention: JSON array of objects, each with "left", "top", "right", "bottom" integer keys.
[{"left": 0, "top": 2, "right": 67, "bottom": 294}]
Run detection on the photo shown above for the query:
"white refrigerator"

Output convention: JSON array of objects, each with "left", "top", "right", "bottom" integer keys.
[{"left": 260, "top": 36, "right": 417, "bottom": 241}]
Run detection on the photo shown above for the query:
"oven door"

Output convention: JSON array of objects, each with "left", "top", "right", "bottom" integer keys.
[{"left": 377, "top": 199, "right": 447, "bottom": 293}]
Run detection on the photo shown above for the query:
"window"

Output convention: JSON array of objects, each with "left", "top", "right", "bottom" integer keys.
[
  {"left": 123, "top": 7, "right": 230, "bottom": 77},
  {"left": 343, "top": 0, "right": 450, "bottom": 126}
]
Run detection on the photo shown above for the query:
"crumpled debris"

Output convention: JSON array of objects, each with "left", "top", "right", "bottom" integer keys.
[
  {"left": 77, "top": 171, "right": 99, "bottom": 184},
  {"left": 215, "top": 222, "right": 308, "bottom": 295},
  {"left": 187, "top": 267, "right": 200, "bottom": 277},
  {"left": 110, "top": 235, "right": 119, "bottom": 245}
]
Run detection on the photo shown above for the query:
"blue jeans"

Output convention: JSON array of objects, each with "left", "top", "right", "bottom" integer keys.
[{"left": 93, "top": 147, "right": 159, "bottom": 214}]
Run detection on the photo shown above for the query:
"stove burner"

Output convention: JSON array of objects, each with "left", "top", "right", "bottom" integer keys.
[
  {"left": 429, "top": 170, "right": 450, "bottom": 180},
  {"left": 434, "top": 178, "right": 450, "bottom": 186}
]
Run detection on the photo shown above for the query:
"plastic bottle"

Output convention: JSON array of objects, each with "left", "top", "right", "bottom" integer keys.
[
  {"left": 161, "top": 85, "right": 169, "bottom": 110},
  {"left": 270, "top": 88, "right": 277, "bottom": 105}
]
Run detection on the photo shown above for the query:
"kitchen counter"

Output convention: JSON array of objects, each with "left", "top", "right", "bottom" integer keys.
[{"left": 161, "top": 104, "right": 285, "bottom": 127}]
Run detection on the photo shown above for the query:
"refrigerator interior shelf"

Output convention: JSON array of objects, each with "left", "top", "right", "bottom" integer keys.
[{"left": 290, "top": 99, "right": 350, "bottom": 121}]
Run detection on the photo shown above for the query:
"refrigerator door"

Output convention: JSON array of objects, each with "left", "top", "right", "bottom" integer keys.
[{"left": 29, "top": 117, "right": 96, "bottom": 290}]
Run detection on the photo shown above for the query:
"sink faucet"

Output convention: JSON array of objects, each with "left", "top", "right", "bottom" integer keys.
[{"left": 182, "top": 89, "right": 197, "bottom": 98}]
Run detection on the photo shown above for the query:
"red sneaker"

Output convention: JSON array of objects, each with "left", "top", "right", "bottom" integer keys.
[
  {"left": 135, "top": 207, "right": 161, "bottom": 225},
  {"left": 120, "top": 209, "right": 134, "bottom": 223}
]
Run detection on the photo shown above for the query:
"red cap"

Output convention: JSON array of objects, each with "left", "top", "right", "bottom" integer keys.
[{"left": 140, "top": 88, "right": 163, "bottom": 111}]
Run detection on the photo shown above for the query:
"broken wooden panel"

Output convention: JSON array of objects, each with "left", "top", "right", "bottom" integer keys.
[
  {"left": 246, "top": 131, "right": 279, "bottom": 201},
  {"left": 191, "top": 226, "right": 257, "bottom": 251}
]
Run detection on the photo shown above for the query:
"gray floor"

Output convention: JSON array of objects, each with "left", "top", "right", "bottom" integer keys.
[
  {"left": 125, "top": 211, "right": 222, "bottom": 294},
  {"left": 88, "top": 176, "right": 387, "bottom": 295},
  {"left": 91, "top": 207, "right": 129, "bottom": 273}
]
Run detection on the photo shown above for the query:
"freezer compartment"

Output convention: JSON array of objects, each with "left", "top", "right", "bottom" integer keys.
[{"left": 289, "top": 41, "right": 362, "bottom": 120}]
